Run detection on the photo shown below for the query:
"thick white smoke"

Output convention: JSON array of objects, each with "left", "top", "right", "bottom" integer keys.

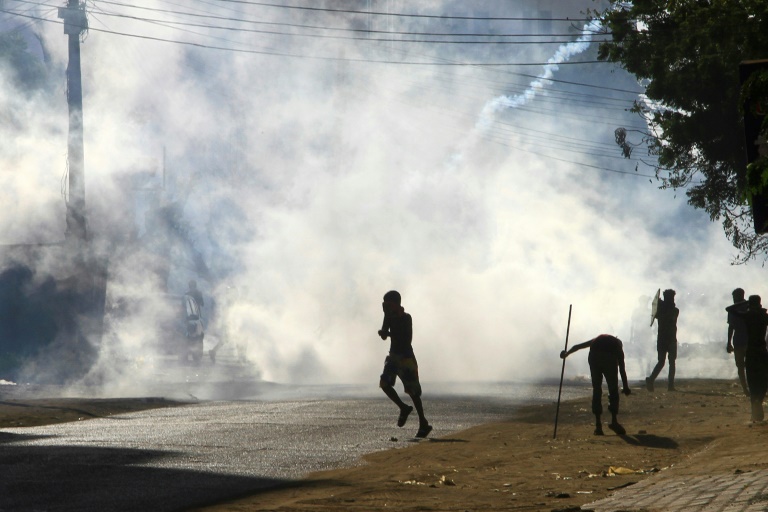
[{"left": 0, "top": 1, "right": 758, "bottom": 396}]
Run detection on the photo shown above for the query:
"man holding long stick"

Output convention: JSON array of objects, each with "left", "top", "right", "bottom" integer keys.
[{"left": 561, "top": 334, "right": 631, "bottom": 435}]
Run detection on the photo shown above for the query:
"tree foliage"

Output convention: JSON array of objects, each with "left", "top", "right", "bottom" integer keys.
[{"left": 595, "top": 0, "right": 768, "bottom": 262}]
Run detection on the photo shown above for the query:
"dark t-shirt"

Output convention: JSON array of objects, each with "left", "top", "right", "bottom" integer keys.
[
  {"left": 588, "top": 334, "right": 625, "bottom": 364},
  {"left": 727, "top": 301, "right": 749, "bottom": 349},
  {"left": 740, "top": 308, "right": 768, "bottom": 354},
  {"left": 656, "top": 300, "right": 679, "bottom": 346},
  {"left": 382, "top": 312, "right": 414, "bottom": 357}
]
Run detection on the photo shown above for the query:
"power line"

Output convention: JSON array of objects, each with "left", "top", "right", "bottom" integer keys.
[
  {"left": 7, "top": 1, "right": 642, "bottom": 98},
  {"left": 88, "top": 0, "right": 610, "bottom": 40},
  {"left": 344, "top": 80, "right": 653, "bottom": 177},
  {"left": 4, "top": 2, "right": 648, "bottom": 133},
  {"left": 91, "top": 9, "right": 611, "bottom": 45},
  {"left": 17, "top": 0, "right": 601, "bottom": 28},
  {"left": 407, "top": 75, "right": 638, "bottom": 113},
  {"left": 0, "top": 7, "right": 611, "bottom": 66},
  {"left": 3, "top": 1, "right": 650, "bottom": 176},
  {"left": 205, "top": 0, "right": 598, "bottom": 22},
  {"left": 0, "top": 1, "right": 56, "bottom": 32}
]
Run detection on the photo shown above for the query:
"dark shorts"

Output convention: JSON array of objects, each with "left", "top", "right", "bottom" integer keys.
[
  {"left": 657, "top": 340, "right": 677, "bottom": 361},
  {"left": 380, "top": 353, "right": 422, "bottom": 397}
]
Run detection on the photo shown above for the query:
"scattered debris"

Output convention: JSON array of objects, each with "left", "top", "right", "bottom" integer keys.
[
  {"left": 607, "top": 466, "right": 640, "bottom": 476},
  {"left": 438, "top": 475, "right": 456, "bottom": 486},
  {"left": 399, "top": 480, "right": 426, "bottom": 486}
]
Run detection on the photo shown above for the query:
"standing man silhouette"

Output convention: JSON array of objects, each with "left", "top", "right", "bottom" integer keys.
[
  {"left": 646, "top": 289, "right": 679, "bottom": 392},
  {"left": 737, "top": 295, "right": 768, "bottom": 422},
  {"left": 726, "top": 288, "right": 750, "bottom": 397}
]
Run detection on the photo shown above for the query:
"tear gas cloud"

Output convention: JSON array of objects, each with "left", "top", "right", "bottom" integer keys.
[{"left": 0, "top": 0, "right": 759, "bottom": 395}]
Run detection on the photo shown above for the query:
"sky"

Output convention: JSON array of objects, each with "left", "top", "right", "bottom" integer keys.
[{"left": 0, "top": 0, "right": 763, "bottom": 393}]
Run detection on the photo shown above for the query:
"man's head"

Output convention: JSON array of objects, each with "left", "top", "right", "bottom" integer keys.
[
  {"left": 663, "top": 289, "right": 676, "bottom": 301},
  {"left": 733, "top": 288, "right": 746, "bottom": 302},
  {"left": 749, "top": 294, "right": 762, "bottom": 310},
  {"left": 382, "top": 290, "right": 401, "bottom": 314},
  {"left": 383, "top": 290, "right": 401, "bottom": 304}
]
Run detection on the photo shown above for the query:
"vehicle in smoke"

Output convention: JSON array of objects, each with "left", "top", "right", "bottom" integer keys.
[{"left": 104, "top": 292, "right": 205, "bottom": 364}]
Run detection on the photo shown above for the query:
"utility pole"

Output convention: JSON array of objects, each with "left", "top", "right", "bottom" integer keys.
[{"left": 58, "top": 0, "right": 88, "bottom": 243}]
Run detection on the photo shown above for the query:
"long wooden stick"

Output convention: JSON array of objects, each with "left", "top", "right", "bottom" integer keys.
[{"left": 553, "top": 304, "right": 572, "bottom": 439}]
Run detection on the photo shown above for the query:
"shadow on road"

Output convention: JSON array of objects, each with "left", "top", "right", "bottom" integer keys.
[
  {"left": 618, "top": 433, "right": 687, "bottom": 449},
  {"left": 0, "top": 445, "right": 288, "bottom": 512},
  {"left": 0, "top": 431, "right": 53, "bottom": 443}
]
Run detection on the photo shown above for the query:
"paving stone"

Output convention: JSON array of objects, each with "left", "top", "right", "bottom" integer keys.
[{"left": 585, "top": 469, "right": 768, "bottom": 512}]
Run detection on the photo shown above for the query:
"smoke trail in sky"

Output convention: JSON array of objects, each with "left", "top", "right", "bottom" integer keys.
[{"left": 477, "top": 19, "right": 603, "bottom": 128}]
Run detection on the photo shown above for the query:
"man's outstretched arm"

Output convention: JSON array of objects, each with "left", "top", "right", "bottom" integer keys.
[{"left": 560, "top": 339, "right": 593, "bottom": 359}]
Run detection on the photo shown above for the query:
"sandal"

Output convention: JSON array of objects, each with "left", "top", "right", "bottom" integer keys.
[{"left": 416, "top": 424, "right": 433, "bottom": 438}]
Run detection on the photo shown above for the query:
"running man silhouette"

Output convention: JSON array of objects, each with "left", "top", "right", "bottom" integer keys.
[{"left": 378, "top": 290, "right": 432, "bottom": 438}]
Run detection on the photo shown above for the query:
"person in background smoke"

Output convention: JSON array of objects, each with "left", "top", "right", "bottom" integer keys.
[
  {"left": 561, "top": 334, "right": 631, "bottom": 436},
  {"left": 378, "top": 290, "right": 432, "bottom": 439},
  {"left": 646, "top": 289, "right": 679, "bottom": 392},
  {"left": 180, "top": 279, "right": 205, "bottom": 364},
  {"left": 735, "top": 295, "right": 768, "bottom": 422},
  {"left": 629, "top": 295, "right": 652, "bottom": 372},
  {"left": 186, "top": 280, "right": 204, "bottom": 310},
  {"left": 726, "top": 288, "right": 750, "bottom": 397}
]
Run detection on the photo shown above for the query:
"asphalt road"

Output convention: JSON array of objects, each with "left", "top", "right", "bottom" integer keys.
[{"left": 0, "top": 363, "right": 588, "bottom": 512}]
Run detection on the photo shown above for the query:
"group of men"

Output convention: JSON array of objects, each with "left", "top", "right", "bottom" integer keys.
[
  {"left": 561, "top": 287, "right": 768, "bottom": 435},
  {"left": 726, "top": 288, "right": 768, "bottom": 421},
  {"left": 179, "top": 282, "right": 768, "bottom": 439}
]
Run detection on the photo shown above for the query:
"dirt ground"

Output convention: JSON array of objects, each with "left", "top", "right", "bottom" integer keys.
[
  {"left": 190, "top": 379, "right": 768, "bottom": 512},
  {"left": 3, "top": 379, "right": 768, "bottom": 512}
]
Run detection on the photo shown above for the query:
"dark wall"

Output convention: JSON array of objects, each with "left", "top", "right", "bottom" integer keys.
[
  {"left": 0, "top": 253, "right": 107, "bottom": 384},
  {"left": 0, "top": 265, "right": 59, "bottom": 378}
]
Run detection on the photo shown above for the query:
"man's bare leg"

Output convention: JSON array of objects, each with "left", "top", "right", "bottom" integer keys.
[{"left": 381, "top": 383, "right": 413, "bottom": 427}]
